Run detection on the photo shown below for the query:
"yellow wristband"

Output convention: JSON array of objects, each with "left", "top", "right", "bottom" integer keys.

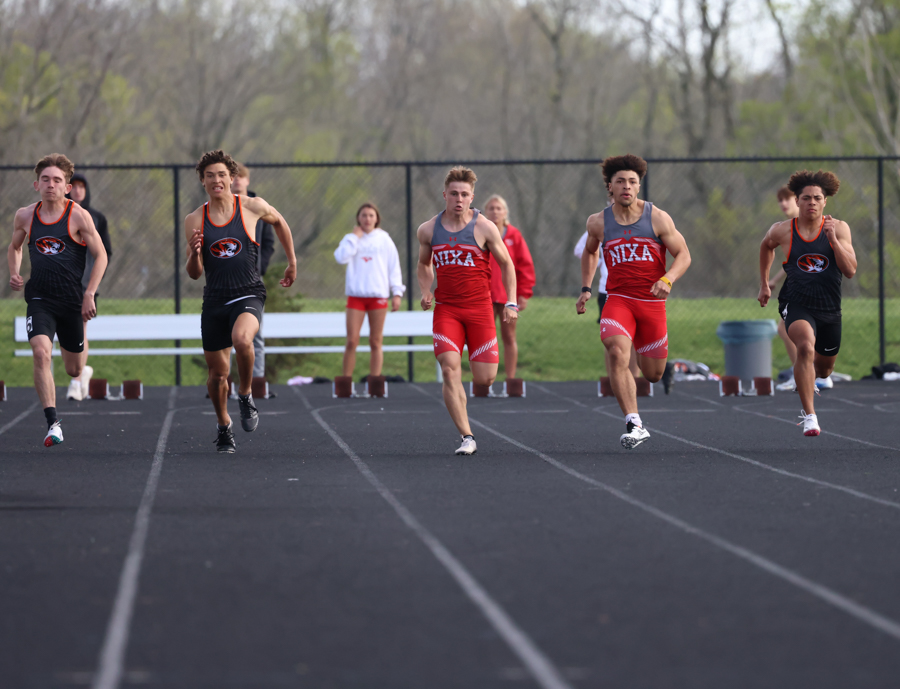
[{"left": 659, "top": 276, "right": 673, "bottom": 288}]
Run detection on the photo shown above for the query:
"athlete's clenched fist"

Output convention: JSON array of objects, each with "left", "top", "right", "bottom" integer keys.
[{"left": 420, "top": 291, "right": 433, "bottom": 311}]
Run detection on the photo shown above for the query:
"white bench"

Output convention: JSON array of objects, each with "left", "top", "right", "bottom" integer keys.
[{"left": 13, "top": 311, "right": 436, "bottom": 356}]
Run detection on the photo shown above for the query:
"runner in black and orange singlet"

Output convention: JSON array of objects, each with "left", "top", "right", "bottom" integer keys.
[
  {"left": 7, "top": 153, "right": 108, "bottom": 447},
  {"left": 417, "top": 166, "right": 518, "bottom": 455},
  {"left": 576, "top": 154, "right": 692, "bottom": 449},
  {"left": 758, "top": 170, "right": 857, "bottom": 437},
  {"left": 185, "top": 150, "right": 298, "bottom": 453}
]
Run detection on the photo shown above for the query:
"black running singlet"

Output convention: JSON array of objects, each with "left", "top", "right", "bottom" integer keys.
[
  {"left": 202, "top": 195, "right": 266, "bottom": 303},
  {"left": 778, "top": 218, "right": 842, "bottom": 320},
  {"left": 25, "top": 200, "right": 87, "bottom": 308}
]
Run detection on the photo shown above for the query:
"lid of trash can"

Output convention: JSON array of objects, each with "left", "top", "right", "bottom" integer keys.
[{"left": 716, "top": 320, "right": 778, "bottom": 344}]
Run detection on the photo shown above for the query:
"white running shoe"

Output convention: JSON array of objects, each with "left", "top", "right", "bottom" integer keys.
[
  {"left": 620, "top": 422, "right": 650, "bottom": 449},
  {"left": 44, "top": 422, "right": 63, "bottom": 447},
  {"left": 455, "top": 436, "right": 477, "bottom": 455},
  {"left": 66, "top": 379, "right": 82, "bottom": 401},
  {"left": 815, "top": 376, "right": 833, "bottom": 390},
  {"left": 798, "top": 409, "right": 820, "bottom": 436},
  {"left": 80, "top": 365, "right": 94, "bottom": 399},
  {"left": 776, "top": 376, "right": 796, "bottom": 392}
]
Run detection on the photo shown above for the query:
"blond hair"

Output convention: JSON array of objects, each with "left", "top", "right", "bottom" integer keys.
[
  {"left": 35, "top": 153, "right": 75, "bottom": 183},
  {"left": 444, "top": 166, "right": 477, "bottom": 189},
  {"left": 235, "top": 163, "right": 250, "bottom": 179},
  {"left": 484, "top": 194, "right": 509, "bottom": 225}
]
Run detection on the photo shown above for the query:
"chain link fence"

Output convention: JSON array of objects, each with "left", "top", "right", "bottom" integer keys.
[{"left": 2, "top": 158, "right": 898, "bottom": 386}]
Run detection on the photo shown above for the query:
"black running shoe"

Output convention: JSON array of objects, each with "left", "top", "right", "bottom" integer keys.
[
  {"left": 215, "top": 423, "right": 236, "bottom": 453},
  {"left": 662, "top": 362, "right": 674, "bottom": 395},
  {"left": 238, "top": 394, "right": 259, "bottom": 432}
]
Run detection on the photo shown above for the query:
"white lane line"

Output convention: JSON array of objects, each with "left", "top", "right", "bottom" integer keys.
[
  {"left": 674, "top": 389, "right": 726, "bottom": 407},
  {"left": 533, "top": 385, "right": 900, "bottom": 511},
  {"left": 465, "top": 417, "right": 900, "bottom": 644},
  {"left": 734, "top": 405, "right": 900, "bottom": 452},
  {"left": 0, "top": 401, "right": 39, "bottom": 437},
  {"left": 832, "top": 397, "right": 867, "bottom": 408},
  {"left": 63, "top": 411, "right": 142, "bottom": 416},
  {"left": 92, "top": 387, "right": 178, "bottom": 689},
  {"left": 294, "top": 388, "right": 573, "bottom": 689}
]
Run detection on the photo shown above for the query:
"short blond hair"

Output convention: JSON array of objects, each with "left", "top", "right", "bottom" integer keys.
[
  {"left": 484, "top": 194, "right": 509, "bottom": 224},
  {"left": 35, "top": 153, "right": 75, "bottom": 183},
  {"left": 235, "top": 163, "right": 250, "bottom": 179},
  {"left": 444, "top": 166, "right": 477, "bottom": 189}
]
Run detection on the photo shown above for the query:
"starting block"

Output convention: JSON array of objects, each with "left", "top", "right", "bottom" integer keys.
[
  {"left": 751, "top": 377, "right": 774, "bottom": 396},
  {"left": 470, "top": 382, "right": 492, "bottom": 397},
  {"left": 598, "top": 377, "right": 653, "bottom": 397},
  {"left": 251, "top": 376, "right": 275, "bottom": 399},
  {"left": 719, "top": 376, "right": 742, "bottom": 396},
  {"left": 333, "top": 376, "right": 354, "bottom": 398},
  {"left": 0, "top": 381, "right": 5, "bottom": 401},
  {"left": 366, "top": 376, "right": 388, "bottom": 398},
  {"left": 503, "top": 378, "right": 525, "bottom": 397},
  {"left": 88, "top": 378, "right": 110, "bottom": 400},
  {"left": 121, "top": 380, "right": 143, "bottom": 400}
]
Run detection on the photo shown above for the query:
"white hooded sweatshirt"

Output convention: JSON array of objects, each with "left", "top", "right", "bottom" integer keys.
[{"left": 334, "top": 228, "right": 406, "bottom": 298}]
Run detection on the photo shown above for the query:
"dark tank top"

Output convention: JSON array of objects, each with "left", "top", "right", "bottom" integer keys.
[
  {"left": 432, "top": 209, "right": 492, "bottom": 306},
  {"left": 202, "top": 195, "right": 266, "bottom": 303},
  {"left": 778, "top": 218, "right": 842, "bottom": 320},
  {"left": 25, "top": 200, "right": 87, "bottom": 308}
]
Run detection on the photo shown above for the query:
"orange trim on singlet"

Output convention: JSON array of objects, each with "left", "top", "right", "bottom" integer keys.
[
  {"left": 33, "top": 200, "right": 70, "bottom": 226},
  {"left": 794, "top": 217, "right": 824, "bottom": 243},
  {"left": 67, "top": 202, "right": 86, "bottom": 246},
  {"left": 204, "top": 195, "right": 238, "bottom": 228},
  {"left": 237, "top": 196, "right": 260, "bottom": 246},
  {"left": 782, "top": 220, "right": 793, "bottom": 266}
]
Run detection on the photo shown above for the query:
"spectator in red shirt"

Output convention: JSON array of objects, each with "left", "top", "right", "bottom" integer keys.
[{"left": 484, "top": 195, "right": 536, "bottom": 379}]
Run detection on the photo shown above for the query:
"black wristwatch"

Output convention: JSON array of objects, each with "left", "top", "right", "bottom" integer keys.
[{"left": 581, "top": 286, "right": 592, "bottom": 294}]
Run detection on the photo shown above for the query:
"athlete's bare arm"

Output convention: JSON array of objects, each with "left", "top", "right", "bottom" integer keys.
[
  {"left": 758, "top": 220, "right": 792, "bottom": 307},
  {"left": 475, "top": 215, "right": 518, "bottom": 324},
  {"left": 649, "top": 207, "right": 690, "bottom": 299},
  {"left": 576, "top": 212, "right": 604, "bottom": 314},
  {"left": 184, "top": 207, "right": 205, "bottom": 280},
  {"left": 71, "top": 204, "right": 107, "bottom": 321},
  {"left": 241, "top": 195, "right": 297, "bottom": 287},
  {"left": 7, "top": 205, "right": 35, "bottom": 292},
  {"left": 416, "top": 218, "right": 436, "bottom": 311},
  {"left": 824, "top": 217, "right": 857, "bottom": 279}
]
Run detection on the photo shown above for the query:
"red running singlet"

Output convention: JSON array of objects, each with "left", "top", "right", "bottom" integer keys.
[
  {"left": 602, "top": 202, "right": 667, "bottom": 301},
  {"left": 432, "top": 209, "right": 492, "bottom": 307}
]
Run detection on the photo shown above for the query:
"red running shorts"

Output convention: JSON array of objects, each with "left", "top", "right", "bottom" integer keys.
[
  {"left": 347, "top": 296, "right": 389, "bottom": 312},
  {"left": 599, "top": 294, "right": 668, "bottom": 359},
  {"left": 432, "top": 302, "right": 499, "bottom": 363}
]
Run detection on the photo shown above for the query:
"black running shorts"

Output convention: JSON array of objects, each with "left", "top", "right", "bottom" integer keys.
[
  {"left": 779, "top": 301, "right": 842, "bottom": 357},
  {"left": 26, "top": 299, "right": 85, "bottom": 353},
  {"left": 201, "top": 296, "right": 264, "bottom": 352},
  {"left": 596, "top": 292, "right": 608, "bottom": 324}
]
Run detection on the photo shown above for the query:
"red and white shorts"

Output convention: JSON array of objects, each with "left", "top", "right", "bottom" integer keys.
[
  {"left": 347, "top": 296, "right": 389, "bottom": 312},
  {"left": 432, "top": 302, "right": 499, "bottom": 363},
  {"left": 600, "top": 294, "right": 668, "bottom": 359}
]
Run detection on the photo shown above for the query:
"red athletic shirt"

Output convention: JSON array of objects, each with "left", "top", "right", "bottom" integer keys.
[
  {"left": 432, "top": 209, "right": 492, "bottom": 306},
  {"left": 489, "top": 224, "right": 536, "bottom": 304},
  {"left": 602, "top": 202, "right": 667, "bottom": 300}
]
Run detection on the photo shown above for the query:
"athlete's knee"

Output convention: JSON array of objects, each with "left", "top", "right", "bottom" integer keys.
[
  {"left": 368, "top": 334, "right": 383, "bottom": 350},
  {"left": 796, "top": 341, "right": 815, "bottom": 359},
  {"left": 473, "top": 371, "right": 496, "bottom": 387},
  {"left": 32, "top": 347, "right": 52, "bottom": 369},
  {"left": 64, "top": 361, "right": 83, "bottom": 378},
  {"left": 232, "top": 332, "right": 254, "bottom": 351},
  {"left": 815, "top": 361, "right": 835, "bottom": 378},
  {"left": 440, "top": 361, "right": 461, "bottom": 380},
  {"left": 643, "top": 367, "right": 664, "bottom": 383},
  {"left": 345, "top": 336, "right": 359, "bottom": 350}
]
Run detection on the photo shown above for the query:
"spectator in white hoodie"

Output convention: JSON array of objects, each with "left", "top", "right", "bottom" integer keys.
[{"left": 334, "top": 203, "right": 405, "bottom": 378}]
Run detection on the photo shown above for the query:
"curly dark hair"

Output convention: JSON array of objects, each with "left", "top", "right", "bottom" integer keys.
[
  {"left": 35, "top": 153, "right": 75, "bottom": 183},
  {"left": 601, "top": 154, "right": 648, "bottom": 185},
  {"left": 788, "top": 169, "right": 840, "bottom": 198},
  {"left": 195, "top": 149, "right": 239, "bottom": 180}
]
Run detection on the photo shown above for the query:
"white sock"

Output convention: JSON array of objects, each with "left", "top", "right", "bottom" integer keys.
[{"left": 625, "top": 413, "right": 642, "bottom": 427}]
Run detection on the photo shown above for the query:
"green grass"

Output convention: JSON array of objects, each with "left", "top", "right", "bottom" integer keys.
[{"left": 3, "top": 297, "right": 899, "bottom": 387}]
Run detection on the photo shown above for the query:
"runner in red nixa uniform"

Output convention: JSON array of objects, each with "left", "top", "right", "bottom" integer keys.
[
  {"left": 576, "top": 154, "right": 692, "bottom": 449},
  {"left": 417, "top": 166, "right": 518, "bottom": 455}
]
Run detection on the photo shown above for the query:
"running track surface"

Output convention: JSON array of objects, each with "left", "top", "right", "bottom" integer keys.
[{"left": 2, "top": 380, "right": 900, "bottom": 689}]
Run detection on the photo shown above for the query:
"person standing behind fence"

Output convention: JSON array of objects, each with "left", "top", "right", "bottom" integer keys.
[
  {"left": 483, "top": 195, "right": 535, "bottom": 380},
  {"left": 7, "top": 154, "right": 108, "bottom": 447},
  {"left": 231, "top": 164, "right": 275, "bottom": 380},
  {"left": 63, "top": 173, "right": 112, "bottom": 401},
  {"left": 334, "top": 203, "right": 404, "bottom": 380},
  {"left": 758, "top": 170, "right": 856, "bottom": 437}
]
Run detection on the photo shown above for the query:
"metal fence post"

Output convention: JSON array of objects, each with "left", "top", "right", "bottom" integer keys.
[
  {"left": 878, "top": 157, "right": 886, "bottom": 365},
  {"left": 173, "top": 166, "right": 182, "bottom": 385},
  {"left": 406, "top": 163, "right": 414, "bottom": 382}
]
